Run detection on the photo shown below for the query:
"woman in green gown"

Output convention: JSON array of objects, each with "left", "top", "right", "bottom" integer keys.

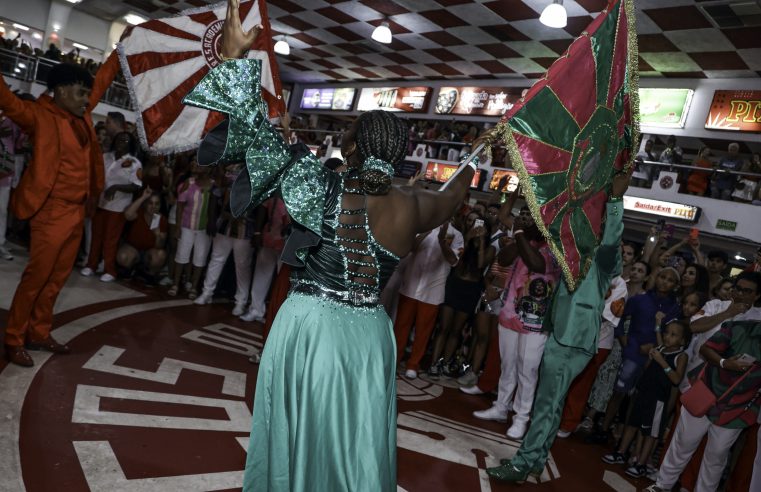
[{"left": 183, "top": 2, "right": 495, "bottom": 489}]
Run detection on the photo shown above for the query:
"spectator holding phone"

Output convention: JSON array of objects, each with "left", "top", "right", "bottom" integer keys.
[
  {"left": 117, "top": 187, "right": 167, "bottom": 280},
  {"left": 647, "top": 313, "right": 761, "bottom": 492}
]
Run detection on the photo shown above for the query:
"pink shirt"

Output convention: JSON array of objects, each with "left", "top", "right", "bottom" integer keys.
[
  {"left": 498, "top": 241, "right": 560, "bottom": 334},
  {"left": 177, "top": 178, "right": 215, "bottom": 230}
]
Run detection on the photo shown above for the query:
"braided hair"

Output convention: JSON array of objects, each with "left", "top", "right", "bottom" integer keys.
[{"left": 354, "top": 110, "right": 408, "bottom": 166}]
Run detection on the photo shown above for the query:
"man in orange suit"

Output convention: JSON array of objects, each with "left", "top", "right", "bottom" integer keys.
[{"left": 1, "top": 54, "right": 119, "bottom": 367}]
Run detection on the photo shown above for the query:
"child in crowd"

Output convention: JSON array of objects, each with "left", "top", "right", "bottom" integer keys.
[
  {"left": 169, "top": 160, "right": 214, "bottom": 299},
  {"left": 116, "top": 188, "right": 167, "bottom": 281},
  {"left": 593, "top": 268, "right": 680, "bottom": 441},
  {"left": 603, "top": 320, "right": 688, "bottom": 478}
]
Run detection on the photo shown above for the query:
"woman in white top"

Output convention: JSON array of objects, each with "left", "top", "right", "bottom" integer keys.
[{"left": 81, "top": 131, "right": 142, "bottom": 282}]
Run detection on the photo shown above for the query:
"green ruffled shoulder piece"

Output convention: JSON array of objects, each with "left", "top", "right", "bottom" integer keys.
[{"left": 183, "top": 59, "right": 328, "bottom": 261}]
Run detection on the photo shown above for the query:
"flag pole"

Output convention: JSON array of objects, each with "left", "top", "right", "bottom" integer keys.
[{"left": 439, "top": 142, "right": 486, "bottom": 191}]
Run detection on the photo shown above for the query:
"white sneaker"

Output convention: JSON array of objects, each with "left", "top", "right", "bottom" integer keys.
[
  {"left": 460, "top": 385, "right": 485, "bottom": 395},
  {"left": 577, "top": 416, "right": 594, "bottom": 432},
  {"left": 194, "top": 292, "right": 213, "bottom": 305},
  {"left": 159, "top": 276, "right": 173, "bottom": 286},
  {"left": 0, "top": 246, "right": 13, "bottom": 260},
  {"left": 473, "top": 405, "right": 508, "bottom": 422},
  {"left": 99, "top": 273, "right": 116, "bottom": 283},
  {"left": 240, "top": 309, "right": 265, "bottom": 323},
  {"left": 80, "top": 267, "right": 95, "bottom": 277},
  {"left": 249, "top": 351, "right": 261, "bottom": 364},
  {"left": 507, "top": 421, "right": 527, "bottom": 441},
  {"left": 404, "top": 369, "right": 418, "bottom": 379},
  {"left": 556, "top": 429, "right": 571, "bottom": 439},
  {"left": 184, "top": 281, "right": 192, "bottom": 291},
  {"left": 232, "top": 304, "right": 246, "bottom": 316}
]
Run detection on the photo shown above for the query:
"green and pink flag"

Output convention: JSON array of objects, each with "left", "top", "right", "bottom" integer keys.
[{"left": 496, "top": 0, "right": 639, "bottom": 291}]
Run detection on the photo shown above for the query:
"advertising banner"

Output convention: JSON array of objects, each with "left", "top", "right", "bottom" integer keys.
[
  {"left": 424, "top": 161, "right": 482, "bottom": 188},
  {"left": 299, "top": 87, "right": 356, "bottom": 110},
  {"left": 639, "top": 88, "right": 693, "bottom": 128},
  {"left": 357, "top": 87, "right": 431, "bottom": 112},
  {"left": 435, "top": 86, "right": 526, "bottom": 116},
  {"left": 488, "top": 169, "right": 520, "bottom": 192},
  {"left": 622, "top": 196, "right": 700, "bottom": 222},
  {"left": 705, "top": 90, "right": 761, "bottom": 132}
]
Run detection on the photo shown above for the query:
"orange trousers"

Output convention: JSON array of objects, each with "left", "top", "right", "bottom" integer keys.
[
  {"left": 86, "top": 207, "right": 126, "bottom": 276},
  {"left": 559, "top": 348, "right": 610, "bottom": 432},
  {"left": 394, "top": 294, "right": 439, "bottom": 371},
  {"left": 5, "top": 198, "right": 84, "bottom": 346}
]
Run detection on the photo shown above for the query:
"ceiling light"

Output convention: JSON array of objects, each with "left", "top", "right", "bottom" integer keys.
[
  {"left": 540, "top": 0, "right": 567, "bottom": 29},
  {"left": 371, "top": 22, "right": 392, "bottom": 44},
  {"left": 124, "top": 13, "right": 148, "bottom": 26},
  {"left": 32, "top": 32, "right": 42, "bottom": 40},
  {"left": 17, "top": 63, "right": 26, "bottom": 69},
  {"left": 53, "top": 23, "right": 61, "bottom": 32},
  {"left": 274, "top": 38, "right": 290, "bottom": 56},
  {"left": 72, "top": 42, "right": 89, "bottom": 50},
  {"left": 65, "top": 0, "right": 83, "bottom": 3},
  {"left": 12, "top": 23, "right": 29, "bottom": 31}
]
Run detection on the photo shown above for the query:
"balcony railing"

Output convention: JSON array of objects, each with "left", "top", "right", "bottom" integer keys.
[{"left": 0, "top": 48, "right": 132, "bottom": 110}]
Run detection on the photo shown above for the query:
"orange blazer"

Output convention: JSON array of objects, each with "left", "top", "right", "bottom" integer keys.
[{"left": 0, "top": 53, "right": 120, "bottom": 220}]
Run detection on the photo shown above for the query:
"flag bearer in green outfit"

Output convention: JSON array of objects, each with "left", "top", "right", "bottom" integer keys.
[{"left": 488, "top": 169, "right": 631, "bottom": 482}]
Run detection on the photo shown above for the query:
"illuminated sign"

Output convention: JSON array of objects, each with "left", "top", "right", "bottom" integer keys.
[
  {"left": 299, "top": 87, "right": 356, "bottom": 110},
  {"left": 357, "top": 87, "right": 431, "bottom": 113},
  {"left": 489, "top": 169, "right": 520, "bottom": 192},
  {"left": 705, "top": 90, "right": 761, "bottom": 132},
  {"left": 435, "top": 86, "right": 526, "bottom": 116},
  {"left": 623, "top": 196, "right": 700, "bottom": 222},
  {"left": 639, "top": 88, "right": 693, "bottom": 128},
  {"left": 425, "top": 161, "right": 482, "bottom": 189}
]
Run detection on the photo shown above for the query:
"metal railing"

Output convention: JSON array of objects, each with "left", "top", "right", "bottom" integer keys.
[{"left": 0, "top": 48, "right": 132, "bottom": 110}]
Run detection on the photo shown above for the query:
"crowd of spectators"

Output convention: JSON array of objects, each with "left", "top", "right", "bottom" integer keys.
[{"left": 634, "top": 136, "right": 761, "bottom": 204}]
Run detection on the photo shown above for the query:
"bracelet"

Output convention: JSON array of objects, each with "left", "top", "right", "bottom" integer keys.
[
  {"left": 513, "top": 229, "right": 524, "bottom": 235},
  {"left": 720, "top": 358, "right": 726, "bottom": 369},
  {"left": 663, "top": 366, "right": 672, "bottom": 374}
]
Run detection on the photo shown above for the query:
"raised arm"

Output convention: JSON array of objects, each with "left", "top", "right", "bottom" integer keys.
[
  {"left": 412, "top": 129, "right": 496, "bottom": 233},
  {"left": 0, "top": 76, "right": 35, "bottom": 134},
  {"left": 596, "top": 170, "right": 630, "bottom": 276}
]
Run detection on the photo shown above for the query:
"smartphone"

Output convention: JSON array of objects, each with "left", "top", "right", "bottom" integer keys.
[
  {"left": 737, "top": 354, "right": 757, "bottom": 364},
  {"left": 474, "top": 219, "right": 484, "bottom": 229},
  {"left": 690, "top": 227, "right": 699, "bottom": 239}
]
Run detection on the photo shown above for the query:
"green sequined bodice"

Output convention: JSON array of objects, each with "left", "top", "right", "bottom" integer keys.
[{"left": 291, "top": 171, "right": 399, "bottom": 297}]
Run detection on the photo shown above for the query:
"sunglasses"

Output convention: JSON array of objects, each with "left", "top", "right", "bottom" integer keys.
[{"left": 733, "top": 286, "right": 757, "bottom": 295}]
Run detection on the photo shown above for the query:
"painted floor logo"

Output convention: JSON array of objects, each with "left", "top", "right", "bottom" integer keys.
[{"left": 3, "top": 302, "right": 563, "bottom": 491}]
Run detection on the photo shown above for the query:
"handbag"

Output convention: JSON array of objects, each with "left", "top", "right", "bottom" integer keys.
[{"left": 681, "top": 363, "right": 756, "bottom": 418}]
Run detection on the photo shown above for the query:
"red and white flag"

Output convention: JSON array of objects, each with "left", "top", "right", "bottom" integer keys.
[{"left": 116, "top": 1, "right": 285, "bottom": 154}]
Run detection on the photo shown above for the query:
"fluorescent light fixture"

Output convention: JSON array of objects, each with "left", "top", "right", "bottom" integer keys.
[
  {"left": 66, "top": 0, "right": 83, "bottom": 3},
  {"left": 540, "top": 0, "right": 567, "bottom": 28},
  {"left": 371, "top": 22, "right": 392, "bottom": 44},
  {"left": 124, "top": 13, "right": 147, "bottom": 26},
  {"left": 12, "top": 23, "right": 30, "bottom": 31},
  {"left": 53, "top": 23, "right": 61, "bottom": 32},
  {"left": 32, "top": 32, "right": 42, "bottom": 40},
  {"left": 735, "top": 254, "right": 747, "bottom": 261},
  {"left": 72, "top": 42, "right": 89, "bottom": 50},
  {"left": 17, "top": 62, "right": 26, "bottom": 69},
  {"left": 274, "top": 38, "right": 290, "bottom": 56},
  {"left": 14, "top": 68, "right": 20, "bottom": 73}
]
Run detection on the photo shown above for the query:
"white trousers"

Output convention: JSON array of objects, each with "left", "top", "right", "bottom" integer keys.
[
  {"left": 496, "top": 327, "right": 548, "bottom": 425},
  {"left": 750, "top": 425, "right": 761, "bottom": 492},
  {"left": 247, "top": 246, "right": 279, "bottom": 317},
  {"left": 0, "top": 185, "right": 9, "bottom": 246},
  {"left": 175, "top": 227, "right": 212, "bottom": 267},
  {"left": 201, "top": 234, "right": 254, "bottom": 306},
  {"left": 656, "top": 407, "right": 743, "bottom": 492}
]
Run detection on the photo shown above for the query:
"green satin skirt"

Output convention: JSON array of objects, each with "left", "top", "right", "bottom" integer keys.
[{"left": 243, "top": 292, "right": 397, "bottom": 492}]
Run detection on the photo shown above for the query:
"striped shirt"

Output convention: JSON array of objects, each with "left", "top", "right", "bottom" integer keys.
[{"left": 177, "top": 178, "right": 214, "bottom": 230}]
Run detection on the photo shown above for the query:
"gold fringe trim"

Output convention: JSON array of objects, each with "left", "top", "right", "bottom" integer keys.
[{"left": 494, "top": 0, "right": 639, "bottom": 292}]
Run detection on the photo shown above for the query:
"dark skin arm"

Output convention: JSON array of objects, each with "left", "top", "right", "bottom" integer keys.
[{"left": 104, "top": 183, "right": 140, "bottom": 201}]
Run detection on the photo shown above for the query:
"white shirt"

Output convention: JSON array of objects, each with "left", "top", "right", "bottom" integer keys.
[
  {"left": 399, "top": 224, "right": 463, "bottom": 305},
  {"left": 99, "top": 152, "right": 142, "bottom": 213},
  {"left": 680, "top": 299, "right": 761, "bottom": 391},
  {"left": 599, "top": 276, "right": 628, "bottom": 350}
]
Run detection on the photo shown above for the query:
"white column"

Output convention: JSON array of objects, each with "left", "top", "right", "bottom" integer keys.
[{"left": 43, "top": 1, "right": 73, "bottom": 50}]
